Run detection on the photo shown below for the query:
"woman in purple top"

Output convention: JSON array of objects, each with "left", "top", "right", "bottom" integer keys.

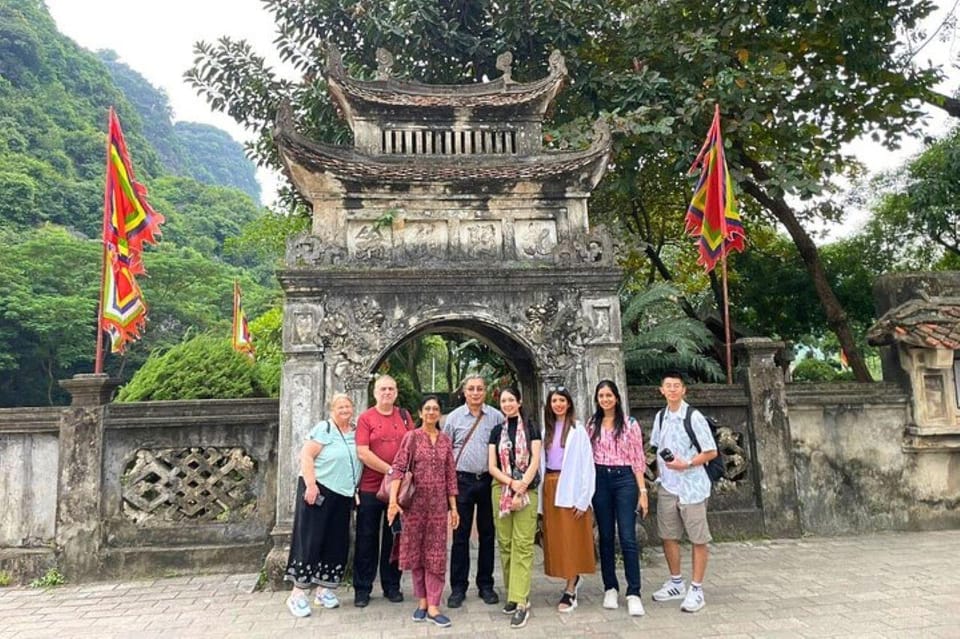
[{"left": 387, "top": 395, "right": 460, "bottom": 628}]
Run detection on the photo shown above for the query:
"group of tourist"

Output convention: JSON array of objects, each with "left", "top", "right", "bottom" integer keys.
[{"left": 282, "top": 371, "right": 718, "bottom": 629}]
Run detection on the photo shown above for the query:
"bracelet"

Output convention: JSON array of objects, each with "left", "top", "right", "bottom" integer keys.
[{"left": 639, "top": 488, "right": 648, "bottom": 494}]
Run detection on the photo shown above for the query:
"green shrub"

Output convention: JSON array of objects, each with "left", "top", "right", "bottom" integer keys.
[
  {"left": 116, "top": 333, "right": 269, "bottom": 401},
  {"left": 792, "top": 358, "right": 839, "bottom": 382},
  {"left": 0, "top": 570, "right": 12, "bottom": 586},
  {"left": 249, "top": 307, "right": 282, "bottom": 398}
]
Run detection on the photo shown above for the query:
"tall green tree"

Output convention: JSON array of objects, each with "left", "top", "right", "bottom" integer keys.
[{"left": 187, "top": 0, "right": 952, "bottom": 381}]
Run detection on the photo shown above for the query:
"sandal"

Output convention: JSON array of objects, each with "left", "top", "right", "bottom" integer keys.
[{"left": 558, "top": 590, "right": 577, "bottom": 613}]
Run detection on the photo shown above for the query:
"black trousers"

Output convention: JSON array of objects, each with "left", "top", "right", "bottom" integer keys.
[
  {"left": 353, "top": 490, "right": 402, "bottom": 596},
  {"left": 450, "top": 472, "right": 495, "bottom": 594},
  {"left": 284, "top": 477, "right": 352, "bottom": 589}
]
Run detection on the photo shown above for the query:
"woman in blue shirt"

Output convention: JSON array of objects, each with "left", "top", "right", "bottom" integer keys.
[{"left": 284, "top": 393, "right": 361, "bottom": 617}]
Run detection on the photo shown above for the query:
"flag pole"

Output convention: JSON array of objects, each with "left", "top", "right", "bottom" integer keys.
[
  {"left": 721, "top": 251, "right": 733, "bottom": 384},
  {"left": 94, "top": 107, "right": 114, "bottom": 375}
]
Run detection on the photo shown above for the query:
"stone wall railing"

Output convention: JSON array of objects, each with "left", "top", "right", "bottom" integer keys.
[{"left": 0, "top": 384, "right": 279, "bottom": 584}]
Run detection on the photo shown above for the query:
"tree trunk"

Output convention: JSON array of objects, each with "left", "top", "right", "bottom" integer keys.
[
  {"left": 923, "top": 87, "right": 960, "bottom": 118},
  {"left": 735, "top": 145, "right": 873, "bottom": 382}
]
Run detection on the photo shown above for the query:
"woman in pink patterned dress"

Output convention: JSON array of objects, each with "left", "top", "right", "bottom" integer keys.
[{"left": 387, "top": 395, "right": 460, "bottom": 627}]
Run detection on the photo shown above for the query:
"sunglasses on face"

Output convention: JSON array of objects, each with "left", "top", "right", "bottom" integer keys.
[{"left": 549, "top": 385, "right": 567, "bottom": 393}]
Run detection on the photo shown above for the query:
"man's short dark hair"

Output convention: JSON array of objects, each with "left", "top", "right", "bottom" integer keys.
[{"left": 661, "top": 370, "right": 685, "bottom": 384}]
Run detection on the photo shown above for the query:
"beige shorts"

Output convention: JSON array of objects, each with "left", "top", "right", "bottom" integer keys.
[{"left": 657, "top": 489, "right": 712, "bottom": 545}]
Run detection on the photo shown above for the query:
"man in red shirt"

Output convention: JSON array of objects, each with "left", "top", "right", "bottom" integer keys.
[{"left": 353, "top": 375, "right": 413, "bottom": 607}]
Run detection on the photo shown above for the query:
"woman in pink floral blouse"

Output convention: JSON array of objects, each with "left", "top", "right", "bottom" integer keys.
[
  {"left": 586, "top": 379, "right": 648, "bottom": 617},
  {"left": 387, "top": 395, "right": 460, "bottom": 628}
]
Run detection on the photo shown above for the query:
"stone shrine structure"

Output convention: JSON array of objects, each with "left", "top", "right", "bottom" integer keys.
[{"left": 265, "top": 48, "right": 621, "bottom": 575}]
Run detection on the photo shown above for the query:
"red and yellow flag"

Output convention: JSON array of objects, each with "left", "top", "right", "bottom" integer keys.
[
  {"left": 684, "top": 105, "right": 746, "bottom": 272},
  {"left": 232, "top": 280, "right": 254, "bottom": 357},
  {"left": 100, "top": 108, "right": 164, "bottom": 353}
]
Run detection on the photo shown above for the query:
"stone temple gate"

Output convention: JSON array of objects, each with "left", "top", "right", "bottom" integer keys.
[{"left": 266, "top": 48, "right": 623, "bottom": 565}]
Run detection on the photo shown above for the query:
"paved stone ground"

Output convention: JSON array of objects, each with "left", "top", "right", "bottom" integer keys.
[{"left": 2, "top": 530, "right": 959, "bottom": 638}]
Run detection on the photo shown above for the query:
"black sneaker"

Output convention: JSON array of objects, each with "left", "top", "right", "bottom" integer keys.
[
  {"left": 448, "top": 590, "right": 466, "bottom": 608},
  {"left": 479, "top": 588, "right": 500, "bottom": 605},
  {"left": 502, "top": 601, "right": 518, "bottom": 615},
  {"left": 385, "top": 590, "right": 404, "bottom": 603},
  {"left": 354, "top": 592, "right": 370, "bottom": 608},
  {"left": 510, "top": 605, "right": 529, "bottom": 629}
]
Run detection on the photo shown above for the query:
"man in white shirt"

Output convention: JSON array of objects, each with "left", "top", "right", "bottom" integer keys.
[{"left": 649, "top": 371, "right": 717, "bottom": 613}]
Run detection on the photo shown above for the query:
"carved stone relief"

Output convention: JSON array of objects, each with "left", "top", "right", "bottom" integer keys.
[
  {"left": 402, "top": 221, "right": 448, "bottom": 259},
  {"left": 518, "top": 293, "right": 588, "bottom": 373},
  {"left": 516, "top": 220, "right": 557, "bottom": 259},
  {"left": 287, "top": 234, "right": 346, "bottom": 267},
  {"left": 348, "top": 221, "right": 393, "bottom": 260},
  {"left": 460, "top": 222, "right": 502, "bottom": 260}
]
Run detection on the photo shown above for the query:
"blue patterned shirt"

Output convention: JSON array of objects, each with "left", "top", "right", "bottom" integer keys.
[{"left": 650, "top": 401, "right": 715, "bottom": 504}]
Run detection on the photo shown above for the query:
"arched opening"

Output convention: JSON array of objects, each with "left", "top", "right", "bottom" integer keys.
[{"left": 368, "top": 319, "right": 539, "bottom": 420}]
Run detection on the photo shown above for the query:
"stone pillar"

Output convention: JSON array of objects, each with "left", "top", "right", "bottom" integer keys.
[
  {"left": 56, "top": 373, "right": 120, "bottom": 581},
  {"left": 735, "top": 338, "right": 802, "bottom": 538},
  {"left": 264, "top": 346, "right": 328, "bottom": 588}
]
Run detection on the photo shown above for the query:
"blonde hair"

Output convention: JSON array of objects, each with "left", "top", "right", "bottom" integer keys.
[{"left": 328, "top": 392, "right": 354, "bottom": 411}]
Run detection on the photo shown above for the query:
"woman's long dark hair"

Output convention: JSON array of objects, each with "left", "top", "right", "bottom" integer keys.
[
  {"left": 500, "top": 385, "right": 534, "bottom": 439},
  {"left": 589, "top": 379, "right": 626, "bottom": 444},
  {"left": 543, "top": 387, "right": 576, "bottom": 449}
]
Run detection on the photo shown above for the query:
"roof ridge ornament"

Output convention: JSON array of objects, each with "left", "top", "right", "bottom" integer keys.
[
  {"left": 375, "top": 48, "right": 394, "bottom": 80},
  {"left": 548, "top": 50, "right": 567, "bottom": 78},
  {"left": 496, "top": 52, "right": 513, "bottom": 84},
  {"left": 325, "top": 42, "right": 345, "bottom": 78}
]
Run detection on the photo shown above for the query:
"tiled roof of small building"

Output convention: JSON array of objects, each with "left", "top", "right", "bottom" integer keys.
[
  {"left": 273, "top": 102, "right": 611, "bottom": 187},
  {"left": 867, "top": 293, "right": 960, "bottom": 349},
  {"left": 324, "top": 45, "right": 566, "bottom": 115}
]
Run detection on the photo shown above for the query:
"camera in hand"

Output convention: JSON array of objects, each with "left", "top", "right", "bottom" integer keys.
[{"left": 659, "top": 448, "right": 675, "bottom": 462}]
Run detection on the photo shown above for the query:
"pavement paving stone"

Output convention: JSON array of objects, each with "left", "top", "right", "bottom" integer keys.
[{"left": 1, "top": 529, "right": 960, "bottom": 638}]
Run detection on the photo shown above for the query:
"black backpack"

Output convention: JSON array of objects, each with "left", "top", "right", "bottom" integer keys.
[{"left": 655, "top": 408, "right": 725, "bottom": 483}]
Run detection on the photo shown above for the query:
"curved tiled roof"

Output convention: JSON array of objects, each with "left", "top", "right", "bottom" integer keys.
[
  {"left": 274, "top": 102, "right": 611, "bottom": 187},
  {"left": 867, "top": 294, "right": 960, "bottom": 349},
  {"left": 324, "top": 45, "right": 566, "bottom": 112}
]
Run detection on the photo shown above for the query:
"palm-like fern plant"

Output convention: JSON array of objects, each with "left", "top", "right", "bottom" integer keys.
[{"left": 621, "top": 283, "right": 724, "bottom": 384}]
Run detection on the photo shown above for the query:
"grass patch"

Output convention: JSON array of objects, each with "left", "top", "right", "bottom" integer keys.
[{"left": 29, "top": 568, "right": 66, "bottom": 588}]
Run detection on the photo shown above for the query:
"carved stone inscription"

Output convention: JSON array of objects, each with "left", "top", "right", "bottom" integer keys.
[
  {"left": 402, "top": 221, "right": 448, "bottom": 258},
  {"left": 516, "top": 219, "right": 557, "bottom": 259},
  {"left": 348, "top": 221, "right": 392, "bottom": 260},
  {"left": 460, "top": 221, "right": 502, "bottom": 259}
]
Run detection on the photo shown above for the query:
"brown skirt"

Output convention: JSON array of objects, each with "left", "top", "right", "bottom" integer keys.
[{"left": 542, "top": 471, "right": 596, "bottom": 578}]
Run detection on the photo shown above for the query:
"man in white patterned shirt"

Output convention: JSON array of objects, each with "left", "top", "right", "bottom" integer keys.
[
  {"left": 442, "top": 374, "right": 503, "bottom": 608},
  {"left": 649, "top": 371, "right": 717, "bottom": 613}
]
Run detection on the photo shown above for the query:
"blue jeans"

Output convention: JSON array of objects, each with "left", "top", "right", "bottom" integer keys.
[{"left": 592, "top": 465, "right": 641, "bottom": 596}]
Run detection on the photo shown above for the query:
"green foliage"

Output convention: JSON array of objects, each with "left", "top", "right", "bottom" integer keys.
[
  {"left": 621, "top": 283, "right": 723, "bottom": 384},
  {"left": 29, "top": 568, "right": 65, "bottom": 588},
  {"left": 249, "top": 307, "right": 282, "bottom": 397},
  {"left": 861, "top": 126, "right": 960, "bottom": 270},
  {"left": 99, "top": 50, "right": 261, "bottom": 201},
  {"left": 116, "top": 333, "right": 268, "bottom": 401},
  {"left": 792, "top": 358, "right": 841, "bottom": 383},
  {"left": 0, "top": 570, "right": 11, "bottom": 586}
]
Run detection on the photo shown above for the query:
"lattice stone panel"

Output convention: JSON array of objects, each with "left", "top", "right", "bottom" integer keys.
[{"left": 121, "top": 447, "right": 258, "bottom": 524}]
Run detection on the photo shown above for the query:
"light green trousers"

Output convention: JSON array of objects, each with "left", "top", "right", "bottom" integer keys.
[{"left": 492, "top": 484, "right": 539, "bottom": 605}]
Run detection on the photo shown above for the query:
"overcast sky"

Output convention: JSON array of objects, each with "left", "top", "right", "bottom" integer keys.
[{"left": 46, "top": 1, "right": 960, "bottom": 218}]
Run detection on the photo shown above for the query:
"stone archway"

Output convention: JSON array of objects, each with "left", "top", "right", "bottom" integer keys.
[
  {"left": 264, "top": 48, "right": 628, "bottom": 580},
  {"left": 368, "top": 316, "right": 539, "bottom": 413}
]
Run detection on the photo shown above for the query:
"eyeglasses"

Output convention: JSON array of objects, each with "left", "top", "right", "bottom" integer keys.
[{"left": 548, "top": 385, "right": 567, "bottom": 393}]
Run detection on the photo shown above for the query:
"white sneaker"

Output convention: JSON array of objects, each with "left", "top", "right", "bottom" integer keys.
[
  {"left": 286, "top": 593, "right": 311, "bottom": 617},
  {"left": 652, "top": 579, "right": 686, "bottom": 602},
  {"left": 626, "top": 594, "right": 645, "bottom": 616},
  {"left": 602, "top": 588, "right": 619, "bottom": 609},
  {"left": 315, "top": 588, "right": 340, "bottom": 609},
  {"left": 680, "top": 587, "right": 705, "bottom": 613}
]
